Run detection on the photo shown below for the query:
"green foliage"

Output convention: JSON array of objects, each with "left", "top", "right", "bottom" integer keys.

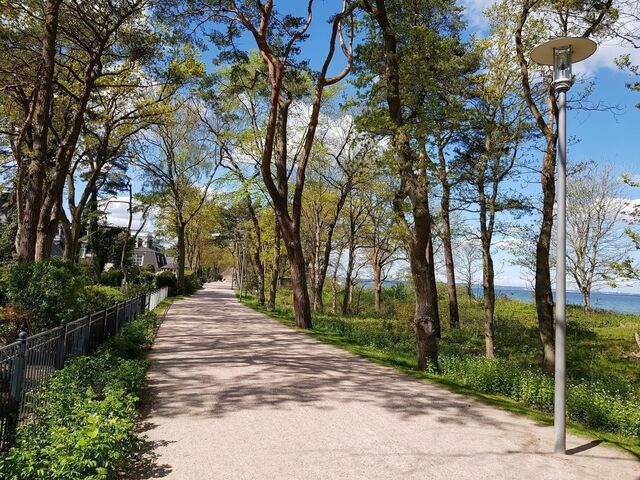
[
  {"left": 183, "top": 271, "right": 202, "bottom": 295},
  {"left": 0, "top": 311, "right": 158, "bottom": 479},
  {"left": 4, "top": 259, "right": 88, "bottom": 329},
  {"left": 99, "top": 269, "right": 124, "bottom": 288},
  {"left": 154, "top": 271, "right": 177, "bottom": 296},
  {"left": 80, "top": 285, "right": 125, "bottom": 314},
  {"left": 130, "top": 270, "right": 155, "bottom": 288}
]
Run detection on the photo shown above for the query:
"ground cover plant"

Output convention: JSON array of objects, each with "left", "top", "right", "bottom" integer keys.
[
  {"left": 0, "top": 309, "right": 162, "bottom": 480},
  {"left": 241, "top": 285, "right": 640, "bottom": 453}
]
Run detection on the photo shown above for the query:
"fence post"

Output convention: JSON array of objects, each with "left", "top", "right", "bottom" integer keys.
[
  {"left": 102, "top": 308, "right": 108, "bottom": 341},
  {"left": 55, "top": 321, "right": 67, "bottom": 370},
  {"left": 82, "top": 315, "right": 90, "bottom": 355},
  {"left": 8, "top": 331, "right": 28, "bottom": 434}
]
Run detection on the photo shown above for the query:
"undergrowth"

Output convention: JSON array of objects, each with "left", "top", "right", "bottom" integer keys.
[{"left": 0, "top": 310, "right": 161, "bottom": 480}]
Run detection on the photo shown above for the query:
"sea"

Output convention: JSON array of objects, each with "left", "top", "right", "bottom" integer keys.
[{"left": 473, "top": 286, "right": 640, "bottom": 315}]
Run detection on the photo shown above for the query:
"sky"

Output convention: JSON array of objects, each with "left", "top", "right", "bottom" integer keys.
[
  {"left": 459, "top": 1, "right": 640, "bottom": 292},
  {"left": 106, "top": 1, "right": 640, "bottom": 292}
]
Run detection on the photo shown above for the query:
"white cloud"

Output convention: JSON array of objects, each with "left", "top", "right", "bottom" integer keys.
[{"left": 100, "top": 196, "right": 154, "bottom": 233}]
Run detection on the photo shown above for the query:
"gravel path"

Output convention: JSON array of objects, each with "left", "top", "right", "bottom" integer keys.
[{"left": 132, "top": 282, "right": 639, "bottom": 479}]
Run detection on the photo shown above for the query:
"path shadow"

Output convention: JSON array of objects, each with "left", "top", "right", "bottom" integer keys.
[{"left": 567, "top": 440, "right": 603, "bottom": 455}]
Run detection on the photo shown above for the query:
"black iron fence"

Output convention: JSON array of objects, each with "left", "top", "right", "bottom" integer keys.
[{"left": 0, "top": 286, "right": 168, "bottom": 450}]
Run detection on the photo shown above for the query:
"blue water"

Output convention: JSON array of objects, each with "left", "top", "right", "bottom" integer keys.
[{"left": 473, "top": 286, "right": 640, "bottom": 315}]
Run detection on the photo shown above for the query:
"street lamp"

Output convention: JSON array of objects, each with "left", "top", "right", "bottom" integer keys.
[{"left": 530, "top": 37, "right": 597, "bottom": 454}]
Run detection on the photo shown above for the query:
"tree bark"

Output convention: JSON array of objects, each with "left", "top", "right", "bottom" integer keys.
[
  {"left": 15, "top": 0, "right": 62, "bottom": 261},
  {"left": 267, "top": 218, "right": 281, "bottom": 311},
  {"left": 280, "top": 219, "right": 312, "bottom": 328},
  {"left": 410, "top": 229, "right": 440, "bottom": 369},
  {"left": 342, "top": 234, "right": 356, "bottom": 315},
  {"left": 535, "top": 149, "right": 556, "bottom": 373},
  {"left": 440, "top": 191, "right": 460, "bottom": 329},
  {"left": 373, "top": 261, "right": 382, "bottom": 312},
  {"left": 177, "top": 220, "right": 186, "bottom": 294}
]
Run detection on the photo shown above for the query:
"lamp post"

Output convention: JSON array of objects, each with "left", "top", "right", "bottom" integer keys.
[{"left": 530, "top": 37, "right": 596, "bottom": 454}]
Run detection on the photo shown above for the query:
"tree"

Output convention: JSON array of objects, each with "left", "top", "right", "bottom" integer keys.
[
  {"left": 178, "top": 1, "right": 359, "bottom": 328},
  {"left": 356, "top": 0, "right": 471, "bottom": 368},
  {"left": 303, "top": 115, "right": 371, "bottom": 312},
  {"left": 495, "top": 0, "right": 618, "bottom": 372},
  {"left": 341, "top": 189, "right": 368, "bottom": 315},
  {"left": 61, "top": 70, "right": 177, "bottom": 262},
  {"left": 456, "top": 236, "right": 482, "bottom": 301},
  {"left": 134, "top": 99, "right": 218, "bottom": 293},
  {"left": 361, "top": 183, "right": 403, "bottom": 312},
  {"left": 457, "top": 32, "right": 530, "bottom": 357},
  {"left": 566, "top": 164, "right": 635, "bottom": 312}
]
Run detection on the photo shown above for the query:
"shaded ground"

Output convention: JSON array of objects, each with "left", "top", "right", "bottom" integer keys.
[{"left": 130, "top": 282, "right": 640, "bottom": 479}]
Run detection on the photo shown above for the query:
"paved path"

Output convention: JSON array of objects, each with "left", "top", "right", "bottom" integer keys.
[{"left": 133, "top": 282, "right": 639, "bottom": 479}]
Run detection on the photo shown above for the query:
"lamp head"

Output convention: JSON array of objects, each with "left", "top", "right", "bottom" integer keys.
[{"left": 530, "top": 37, "right": 597, "bottom": 92}]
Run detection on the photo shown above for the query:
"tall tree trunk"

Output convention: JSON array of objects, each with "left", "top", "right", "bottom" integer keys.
[
  {"left": 440, "top": 190, "right": 460, "bottom": 328},
  {"left": 342, "top": 239, "right": 355, "bottom": 315},
  {"left": 177, "top": 221, "right": 186, "bottom": 294},
  {"left": 247, "top": 197, "right": 265, "bottom": 306},
  {"left": 582, "top": 289, "right": 591, "bottom": 313},
  {"left": 481, "top": 242, "right": 495, "bottom": 357},
  {"left": 61, "top": 213, "right": 74, "bottom": 261},
  {"left": 280, "top": 221, "right": 311, "bottom": 328},
  {"left": 410, "top": 233, "right": 439, "bottom": 370},
  {"left": 267, "top": 219, "right": 281, "bottom": 311},
  {"left": 15, "top": 0, "right": 62, "bottom": 261},
  {"left": 479, "top": 186, "right": 495, "bottom": 357},
  {"left": 331, "top": 247, "right": 342, "bottom": 313},
  {"left": 536, "top": 149, "right": 556, "bottom": 374},
  {"left": 310, "top": 218, "right": 321, "bottom": 310},
  {"left": 373, "top": 260, "right": 382, "bottom": 312}
]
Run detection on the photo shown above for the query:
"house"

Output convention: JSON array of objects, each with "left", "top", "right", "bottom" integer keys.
[
  {"left": 133, "top": 234, "right": 167, "bottom": 271},
  {"left": 80, "top": 229, "right": 167, "bottom": 271},
  {"left": 160, "top": 256, "right": 176, "bottom": 272}
]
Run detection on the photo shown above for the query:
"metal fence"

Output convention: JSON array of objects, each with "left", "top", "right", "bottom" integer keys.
[{"left": 0, "top": 286, "right": 168, "bottom": 450}]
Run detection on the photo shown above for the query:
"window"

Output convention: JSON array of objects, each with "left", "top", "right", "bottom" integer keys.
[{"left": 136, "top": 254, "right": 144, "bottom": 266}]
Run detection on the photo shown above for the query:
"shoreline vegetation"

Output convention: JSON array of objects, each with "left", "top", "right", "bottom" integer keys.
[{"left": 239, "top": 284, "right": 640, "bottom": 456}]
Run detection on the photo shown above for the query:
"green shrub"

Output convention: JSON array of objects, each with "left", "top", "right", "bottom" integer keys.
[
  {"left": 183, "top": 271, "right": 202, "bottom": 295},
  {"left": 131, "top": 270, "right": 155, "bottom": 287},
  {"left": 80, "top": 285, "right": 125, "bottom": 314},
  {"left": 99, "top": 269, "right": 124, "bottom": 288},
  {"left": 0, "top": 311, "right": 158, "bottom": 480},
  {"left": 4, "top": 259, "right": 88, "bottom": 329},
  {"left": 155, "top": 271, "right": 177, "bottom": 296},
  {"left": 517, "top": 371, "right": 554, "bottom": 411}
]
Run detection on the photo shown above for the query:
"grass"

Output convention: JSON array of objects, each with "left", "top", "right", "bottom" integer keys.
[{"left": 239, "top": 285, "right": 640, "bottom": 457}]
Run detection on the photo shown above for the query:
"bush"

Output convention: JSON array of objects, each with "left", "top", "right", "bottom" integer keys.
[
  {"left": 99, "top": 269, "right": 124, "bottom": 288},
  {"left": 155, "top": 271, "right": 177, "bottom": 296},
  {"left": 4, "top": 259, "right": 88, "bottom": 330},
  {"left": 183, "top": 271, "right": 202, "bottom": 295},
  {"left": 79, "top": 285, "right": 125, "bottom": 314},
  {"left": 434, "top": 353, "right": 639, "bottom": 438},
  {"left": 130, "top": 270, "right": 155, "bottom": 288},
  {"left": 0, "top": 307, "right": 32, "bottom": 345},
  {"left": 0, "top": 311, "right": 158, "bottom": 480}
]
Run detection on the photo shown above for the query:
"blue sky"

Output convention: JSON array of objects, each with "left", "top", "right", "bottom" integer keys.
[{"left": 109, "top": 1, "right": 640, "bottom": 291}]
